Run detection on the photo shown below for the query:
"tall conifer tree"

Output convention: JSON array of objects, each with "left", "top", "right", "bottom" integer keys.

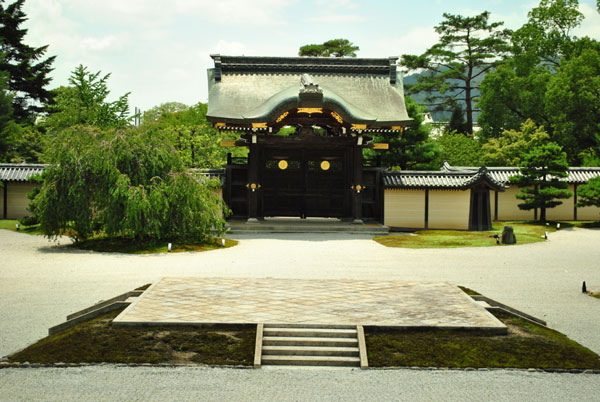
[
  {"left": 510, "top": 142, "right": 572, "bottom": 222},
  {"left": 0, "top": 0, "right": 55, "bottom": 122},
  {"left": 401, "top": 12, "right": 510, "bottom": 134}
]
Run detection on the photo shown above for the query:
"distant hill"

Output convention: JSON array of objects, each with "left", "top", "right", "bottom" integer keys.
[{"left": 402, "top": 71, "right": 482, "bottom": 123}]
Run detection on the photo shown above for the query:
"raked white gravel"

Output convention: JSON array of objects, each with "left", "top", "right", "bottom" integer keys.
[{"left": 1, "top": 227, "right": 599, "bottom": 358}]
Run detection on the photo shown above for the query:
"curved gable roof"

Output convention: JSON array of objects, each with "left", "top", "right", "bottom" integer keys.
[{"left": 206, "top": 55, "right": 411, "bottom": 127}]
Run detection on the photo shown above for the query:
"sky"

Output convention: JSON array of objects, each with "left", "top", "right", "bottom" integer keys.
[{"left": 20, "top": 0, "right": 600, "bottom": 113}]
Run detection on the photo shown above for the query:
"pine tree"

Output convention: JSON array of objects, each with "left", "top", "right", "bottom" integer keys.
[
  {"left": 0, "top": 0, "right": 55, "bottom": 122},
  {"left": 509, "top": 142, "right": 572, "bottom": 222},
  {"left": 298, "top": 39, "right": 359, "bottom": 57},
  {"left": 367, "top": 96, "right": 438, "bottom": 170},
  {"left": 401, "top": 12, "right": 510, "bottom": 134}
]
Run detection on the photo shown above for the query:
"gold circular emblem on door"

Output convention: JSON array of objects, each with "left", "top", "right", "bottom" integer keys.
[
  {"left": 320, "top": 161, "right": 330, "bottom": 171},
  {"left": 278, "top": 160, "right": 288, "bottom": 170}
]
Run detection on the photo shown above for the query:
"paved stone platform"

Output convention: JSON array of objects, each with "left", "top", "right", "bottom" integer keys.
[{"left": 113, "top": 278, "right": 506, "bottom": 332}]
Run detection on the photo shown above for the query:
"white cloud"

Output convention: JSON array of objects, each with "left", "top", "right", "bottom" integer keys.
[
  {"left": 67, "top": 0, "right": 295, "bottom": 26},
  {"left": 79, "top": 35, "right": 120, "bottom": 51},
  {"left": 210, "top": 40, "right": 250, "bottom": 55},
  {"left": 365, "top": 26, "right": 439, "bottom": 58},
  {"left": 307, "top": 14, "right": 366, "bottom": 23},
  {"left": 314, "top": 0, "right": 358, "bottom": 9},
  {"left": 575, "top": 3, "right": 600, "bottom": 39}
]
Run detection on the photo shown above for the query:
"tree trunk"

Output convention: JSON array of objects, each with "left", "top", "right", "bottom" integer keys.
[
  {"left": 540, "top": 206, "right": 546, "bottom": 223},
  {"left": 465, "top": 70, "right": 473, "bottom": 135}
]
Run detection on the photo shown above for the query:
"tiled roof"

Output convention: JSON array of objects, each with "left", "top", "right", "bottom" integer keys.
[
  {"left": 441, "top": 162, "right": 600, "bottom": 184},
  {"left": 190, "top": 168, "right": 225, "bottom": 184},
  {"left": 0, "top": 164, "right": 47, "bottom": 182},
  {"left": 213, "top": 55, "right": 395, "bottom": 75},
  {"left": 383, "top": 167, "right": 507, "bottom": 191},
  {"left": 207, "top": 55, "right": 410, "bottom": 127}
]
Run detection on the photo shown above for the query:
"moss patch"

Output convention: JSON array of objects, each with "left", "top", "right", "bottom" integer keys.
[
  {"left": 70, "top": 237, "right": 237, "bottom": 254},
  {"left": 366, "top": 312, "right": 600, "bottom": 369},
  {"left": 458, "top": 286, "right": 480, "bottom": 296},
  {"left": 0, "top": 219, "right": 42, "bottom": 234},
  {"left": 375, "top": 222, "right": 556, "bottom": 249},
  {"left": 9, "top": 309, "right": 255, "bottom": 366}
]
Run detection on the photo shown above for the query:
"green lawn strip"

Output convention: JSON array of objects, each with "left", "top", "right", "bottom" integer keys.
[
  {"left": 9, "top": 309, "right": 255, "bottom": 366},
  {"left": 69, "top": 237, "right": 237, "bottom": 254},
  {"left": 0, "top": 219, "right": 42, "bottom": 234},
  {"left": 375, "top": 221, "right": 561, "bottom": 248},
  {"left": 457, "top": 286, "right": 480, "bottom": 296},
  {"left": 366, "top": 312, "right": 600, "bottom": 369},
  {"left": 0, "top": 219, "right": 238, "bottom": 254},
  {"left": 551, "top": 221, "right": 600, "bottom": 229}
]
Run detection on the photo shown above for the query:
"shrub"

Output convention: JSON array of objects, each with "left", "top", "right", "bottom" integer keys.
[{"left": 31, "top": 125, "right": 227, "bottom": 242}]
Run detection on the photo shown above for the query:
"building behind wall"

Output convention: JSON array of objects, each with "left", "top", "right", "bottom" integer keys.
[
  {"left": 0, "top": 164, "right": 45, "bottom": 220},
  {"left": 382, "top": 163, "right": 600, "bottom": 231}
]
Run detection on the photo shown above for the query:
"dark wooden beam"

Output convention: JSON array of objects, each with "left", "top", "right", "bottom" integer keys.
[
  {"left": 3, "top": 181, "right": 7, "bottom": 219},
  {"left": 351, "top": 145, "right": 363, "bottom": 223},
  {"left": 494, "top": 191, "right": 499, "bottom": 221},
  {"left": 424, "top": 189, "right": 429, "bottom": 229},
  {"left": 574, "top": 184, "right": 578, "bottom": 221},
  {"left": 247, "top": 140, "right": 260, "bottom": 222}
]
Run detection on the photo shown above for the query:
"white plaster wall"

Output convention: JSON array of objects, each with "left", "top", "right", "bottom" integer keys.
[
  {"left": 497, "top": 186, "right": 536, "bottom": 221},
  {"left": 5, "top": 182, "right": 36, "bottom": 219},
  {"left": 428, "top": 190, "right": 470, "bottom": 230},
  {"left": 384, "top": 189, "right": 425, "bottom": 229}
]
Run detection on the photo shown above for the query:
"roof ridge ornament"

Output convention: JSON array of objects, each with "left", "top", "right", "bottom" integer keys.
[
  {"left": 389, "top": 57, "right": 397, "bottom": 84},
  {"left": 300, "top": 73, "right": 322, "bottom": 94}
]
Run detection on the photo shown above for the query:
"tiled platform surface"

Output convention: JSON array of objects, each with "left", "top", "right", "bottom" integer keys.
[{"left": 113, "top": 278, "right": 506, "bottom": 332}]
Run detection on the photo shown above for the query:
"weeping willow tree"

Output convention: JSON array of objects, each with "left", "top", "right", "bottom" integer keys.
[{"left": 31, "top": 125, "right": 227, "bottom": 242}]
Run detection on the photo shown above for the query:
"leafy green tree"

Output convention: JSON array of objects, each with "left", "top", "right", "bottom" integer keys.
[
  {"left": 577, "top": 176, "right": 600, "bottom": 211},
  {"left": 0, "top": 68, "right": 16, "bottom": 160},
  {"left": 481, "top": 119, "right": 550, "bottom": 166},
  {"left": 509, "top": 142, "right": 572, "bottom": 222},
  {"left": 545, "top": 48, "right": 600, "bottom": 164},
  {"left": 142, "top": 102, "right": 188, "bottom": 124},
  {"left": 511, "top": 0, "right": 583, "bottom": 67},
  {"left": 432, "top": 131, "right": 483, "bottom": 167},
  {"left": 4, "top": 125, "right": 44, "bottom": 162},
  {"left": 367, "top": 96, "right": 438, "bottom": 170},
  {"left": 44, "top": 65, "right": 130, "bottom": 131},
  {"left": 401, "top": 12, "right": 510, "bottom": 134},
  {"left": 143, "top": 101, "right": 245, "bottom": 169},
  {"left": 0, "top": 0, "right": 55, "bottom": 122},
  {"left": 31, "top": 125, "right": 227, "bottom": 242},
  {"left": 478, "top": 0, "right": 592, "bottom": 143},
  {"left": 298, "top": 38, "right": 359, "bottom": 57},
  {"left": 477, "top": 62, "right": 553, "bottom": 139}
]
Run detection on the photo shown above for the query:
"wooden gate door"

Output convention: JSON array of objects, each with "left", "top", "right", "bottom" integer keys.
[{"left": 261, "top": 148, "right": 348, "bottom": 218}]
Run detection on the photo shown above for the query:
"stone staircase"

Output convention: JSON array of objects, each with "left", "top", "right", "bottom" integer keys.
[
  {"left": 228, "top": 218, "right": 389, "bottom": 235},
  {"left": 255, "top": 324, "right": 368, "bottom": 368}
]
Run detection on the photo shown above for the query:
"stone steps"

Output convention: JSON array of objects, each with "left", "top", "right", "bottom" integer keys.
[
  {"left": 257, "top": 324, "right": 366, "bottom": 368},
  {"left": 261, "top": 355, "right": 361, "bottom": 367},
  {"left": 262, "top": 345, "right": 360, "bottom": 357},
  {"left": 263, "top": 327, "right": 357, "bottom": 338},
  {"left": 227, "top": 220, "right": 389, "bottom": 235},
  {"left": 262, "top": 336, "right": 358, "bottom": 347}
]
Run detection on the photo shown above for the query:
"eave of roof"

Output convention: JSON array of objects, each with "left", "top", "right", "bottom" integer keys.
[
  {"left": 0, "top": 164, "right": 47, "bottom": 182},
  {"left": 384, "top": 168, "right": 507, "bottom": 191},
  {"left": 212, "top": 55, "right": 397, "bottom": 76},
  {"left": 441, "top": 162, "right": 600, "bottom": 185}
]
